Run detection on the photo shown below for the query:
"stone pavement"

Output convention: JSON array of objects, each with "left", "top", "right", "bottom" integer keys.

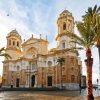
[
  {"left": 0, "top": 89, "right": 100, "bottom": 100},
  {"left": 0, "top": 93, "right": 99, "bottom": 100}
]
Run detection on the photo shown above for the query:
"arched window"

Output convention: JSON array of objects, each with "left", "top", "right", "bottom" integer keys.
[
  {"left": 13, "top": 41, "right": 15, "bottom": 46},
  {"left": 17, "top": 41, "right": 19, "bottom": 47},
  {"left": 44, "top": 61, "right": 46, "bottom": 66},
  {"left": 63, "top": 22, "right": 66, "bottom": 30},
  {"left": 62, "top": 42, "right": 65, "bottom": 49},
  {"left": 68, "top": 19, "right": 72, "bottom": 32},
  {"left": 17, "top": 66, "right": 20, "bottom": 70},
  {"left": 68, "top": 23, "right": 71, "bottom": 31},
  {"left": 32, "top": 63, "right": 35, "bottom": 70},
  {"left": 27, "top": 66, "right": 29, "bottom": 70},
  {"left": 9, "top": 40, "right": 11, "bottom": 45}
]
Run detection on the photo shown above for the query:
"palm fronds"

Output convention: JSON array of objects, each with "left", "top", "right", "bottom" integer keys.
[
  {"left": 57, "top": 57, "right": 65, "bottom": 66},
  {"left": 0, "top": 47, "right": 11, "bottom": 59}
]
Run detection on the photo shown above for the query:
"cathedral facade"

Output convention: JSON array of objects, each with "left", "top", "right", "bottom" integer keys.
[{"left": 2, "top": 10, "right": 82, "bottom": 90}]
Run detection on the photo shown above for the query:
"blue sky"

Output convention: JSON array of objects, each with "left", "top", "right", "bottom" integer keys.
[{"left": 0, "top": 0, "right": 100, "bottom": 83}]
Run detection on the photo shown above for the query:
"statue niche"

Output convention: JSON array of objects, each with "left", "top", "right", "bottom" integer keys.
[{"left": 26, "top": 47, "right": 37, "bottom": 58}]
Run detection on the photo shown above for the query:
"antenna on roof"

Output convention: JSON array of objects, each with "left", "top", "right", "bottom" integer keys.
[
  {"left": 46, "top": 34, "right": 47, "bottom": 40},
  {"left": 7, "top": 14, "right": 9, "bottom": 16},
  {"left": 40, "top": 34, "right": 42, "bottom": 39},
  {"left": 32, "top": 34, "right": 33, "bottom": 38}
]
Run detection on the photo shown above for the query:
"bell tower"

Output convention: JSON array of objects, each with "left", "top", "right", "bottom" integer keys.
[
  {"left": 56, "top": 10, "right": 75, "bottom": 50},
  {"left": 6, "top": 29, "right": 22, "bottom": 60}
]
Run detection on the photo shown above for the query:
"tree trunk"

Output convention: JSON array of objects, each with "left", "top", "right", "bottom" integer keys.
[
  {"left": 98, "top": 47, "right": 100, "bottom": 69},
  {"left": 61, "top": 64, "right": 62, "bottom": 89},
  {"left": 85, "top": 48, "right": 94, "bottom": 100},
  {"left": 97, "top": 39, "right": 100, "bottom": 63}
]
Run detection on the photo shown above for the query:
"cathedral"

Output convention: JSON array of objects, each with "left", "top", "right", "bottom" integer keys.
[{"left": 2, "top": 10, "right": 82, "bottom": 90}]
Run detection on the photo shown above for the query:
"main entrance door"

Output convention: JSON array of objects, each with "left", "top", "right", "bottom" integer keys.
[
  {"left": 31, "top": 75, "right": 35, "bottom": 87},
  {"left": 47, "top": 76, "right": 52, "bottom": 86},
  {"left": 16, "top": 78, "right": 19, "bottom": 87}
]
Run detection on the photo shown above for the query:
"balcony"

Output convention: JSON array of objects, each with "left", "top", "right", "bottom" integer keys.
[{"left": 26, "top": 68, "right": 37, "bottom": 73}]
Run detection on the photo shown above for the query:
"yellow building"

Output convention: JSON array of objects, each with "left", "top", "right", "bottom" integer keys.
[{"left": 2, "top": 10, "right": 82, "bottom": 90}]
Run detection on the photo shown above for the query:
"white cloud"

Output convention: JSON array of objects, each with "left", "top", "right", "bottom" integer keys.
[
  {"left": 48, "top": 39, "right": 57, "bottom": 50},
  {"left": 0, "top": 0, "right": 38, "bottom": 75}
]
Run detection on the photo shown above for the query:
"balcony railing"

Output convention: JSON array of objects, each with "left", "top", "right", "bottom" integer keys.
[{"left": 26, "top": 68, "right": 37, "bottom": 73}]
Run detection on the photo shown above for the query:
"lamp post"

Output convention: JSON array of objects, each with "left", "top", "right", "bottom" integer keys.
[
  {"left": 97, "top": 78, "right": 98, "bottom": 88},
  {"left": 79, "top": 74, "right": 82, "bottom": 93},
  {"left": 42, "top": 67, "right": 43, "bottom": 88},
  {"left": 53, "top": 56, "right": 56, "bottom": 87}
]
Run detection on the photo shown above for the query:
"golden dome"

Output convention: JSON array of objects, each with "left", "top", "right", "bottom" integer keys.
[
  {"left": 7, "top": 29, "right": 21, "bottom": 40},
  {"left": 60, "top": 10, "right": 72, "bottom": 17}
]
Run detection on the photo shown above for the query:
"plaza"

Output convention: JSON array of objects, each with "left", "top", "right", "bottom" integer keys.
[{"left": 0, "top": 89, "right": 100, "bottom": 100}]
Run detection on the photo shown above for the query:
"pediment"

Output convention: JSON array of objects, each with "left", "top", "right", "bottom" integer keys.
[{"left": 22, "top": 37, "right": 40, "bottom": 46}]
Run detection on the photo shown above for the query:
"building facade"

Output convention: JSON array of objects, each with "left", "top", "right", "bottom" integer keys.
[{"left": 2, "top": 10, "right": 82, "bottom": 90}]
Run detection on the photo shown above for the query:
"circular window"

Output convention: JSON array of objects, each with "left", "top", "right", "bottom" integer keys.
[
  {"left": 48, "top": 61, "right": 52, "bottom": 67},
  {"left": 17, "top": 66, "right": 20, "bottom": 70}
]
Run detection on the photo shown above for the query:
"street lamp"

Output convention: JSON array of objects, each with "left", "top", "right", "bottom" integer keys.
[
  {"left": 79, "top": 74, "right": 82, "bottom": 93},
  {"left": 42, "top": 67, "right": 44, "bottom": 88},
  {"left": 97, "top": 78, "right": 98, "bottom": 88}
]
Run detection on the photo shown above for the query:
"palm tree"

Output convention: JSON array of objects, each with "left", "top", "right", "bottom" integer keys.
[
  {"left": 84, "top": 5, "right": 100, "bottom": 98},
  {"left": 0, "top": 47, "right": 11, "bottom": 88},
  {"left": 83, "top": 4, "right": 100, "bottom": 93},
  {"left": 57, "top": 57, "right": 65, "bottom": 89},
  {"left": 71, "top": 5, "right": 100, "bottom": 100},
  {"left": 0, "top": 47, "right": 11, "bottom": 59},
  {"left": 83, "top": 5, "right": 100, "bottom": 71}
]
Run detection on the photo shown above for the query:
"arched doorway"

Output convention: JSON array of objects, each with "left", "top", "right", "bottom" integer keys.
[
  {"left": 16, "top": 78, "right": 19, "bottom": 87},
  {"left": 31, "top": 75, "right": 35, "bottom": 87},
  {"left": 47, "top": 76, "right": 52, "bottom": 86}
]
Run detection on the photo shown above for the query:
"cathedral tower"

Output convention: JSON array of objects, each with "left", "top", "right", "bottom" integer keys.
[
  {"left": 56, "top": 10, "right": 75, "bottom": 50},
  {"left": 6, "top": 29, "right": 22, "bottom": 60}
]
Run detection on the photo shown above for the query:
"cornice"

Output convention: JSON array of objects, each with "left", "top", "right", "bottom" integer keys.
[
  {"left": 55, "top": 31, "right": 73, "bottom": 40},
  {"left": 37, "top": 48, "right": 78, "bottom": 58},
  {"left": 5, "top": 47, "right": 21, "bottom": 52},
  {"left": 22, "top": 38, "right": 49, "bottom": 47},
  {"left": 3, "top": 57, "right": 34, "bottom": 63}
]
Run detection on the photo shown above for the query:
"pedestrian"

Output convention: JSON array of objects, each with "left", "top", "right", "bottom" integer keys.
[{"left": 79, "top": 83, "right": 81, "bottom": 93}]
